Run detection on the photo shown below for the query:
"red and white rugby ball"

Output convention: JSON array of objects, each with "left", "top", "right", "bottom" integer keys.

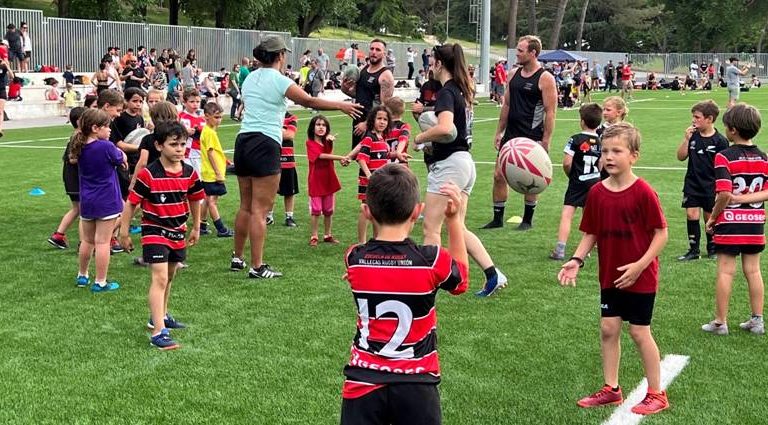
[{"left": 498, "top": 137, "right": 552, "bottom": 195}]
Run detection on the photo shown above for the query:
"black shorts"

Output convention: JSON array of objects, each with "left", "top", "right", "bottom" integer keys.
[
  {"left": 63, "top": 163, "right": 79, "bottom": 195},
  {"left": 340, "top": 383, "right": 441, "bottom": 425},
  {"left": 277, "top": 167, "right": 299, "bottom": 196},
  {"left": 600, "top": 288, "right": 656, "bottom": 326},
  {"left": 234, "top": 132, "right": 281, "bottom": 177},
  {"left": 9, "top": 49, "right": 24, "bottom": 62},
  {"left": 714, "top": 244, "right": 765, "bottom": 256},
  {"left": 143, "top": 244, "right": 186, "bottom": 264},
  {"left": 0, "top": 88, "right": 6, "bottom": 100},
  {"left": 563, "top": 184, "right": 591, "bottom": 207},
  {"left": 117, "top": 169, "right": 130, "bottom": 200},
  {"left": 202, "top": 181, "right": 227, "bottom": 197},
  {"left": 682, "top": 193, "right": 715, "bottom": 212}
]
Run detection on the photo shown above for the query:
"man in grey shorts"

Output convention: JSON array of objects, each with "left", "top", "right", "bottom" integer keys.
[{"left": 726, "top": 57, "right": 750, "bottom": 108}]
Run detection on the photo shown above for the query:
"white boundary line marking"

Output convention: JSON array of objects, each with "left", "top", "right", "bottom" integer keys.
[
  {"left": 602, "top": 354, "right": 690, "bottom": 425},
  {"left": 0, "top": 137, "right": 68, "bottom": 145}
]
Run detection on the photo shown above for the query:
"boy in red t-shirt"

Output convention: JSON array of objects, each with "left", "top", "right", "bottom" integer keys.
[
  {"left": 703, "top": 103, "right": 767, "bottom": 336},
  {"left": 558, "top": 122, "right": 670, "bottom": 415}
]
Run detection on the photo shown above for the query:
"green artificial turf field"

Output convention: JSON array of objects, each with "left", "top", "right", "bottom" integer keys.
[{"left": 0, "top": 88, "right": 766, "bottom": 424}]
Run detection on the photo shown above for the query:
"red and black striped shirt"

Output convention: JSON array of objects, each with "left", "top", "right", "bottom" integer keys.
[
  {"left": 281, "top": 113, "right": 298, "bottom": 169},
  {"left": 357, "top": 132, "right": 390, "bottom": 201},
  {"left": 714, "top": 145, "right": 768, "bottom": 245},
  {"left": 128, "top": 160, "right": 205, "bottom": 249},
  {"left": 386, "top": 120, "right": 411, "bottom": 165},
  {"left": 342, "top": 239, "right": 468, "bottom": 399}
]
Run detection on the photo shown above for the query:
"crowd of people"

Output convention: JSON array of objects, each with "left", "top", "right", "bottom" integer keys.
[{"left": 33, "top": 30, "right": 768, "bottom": 424}]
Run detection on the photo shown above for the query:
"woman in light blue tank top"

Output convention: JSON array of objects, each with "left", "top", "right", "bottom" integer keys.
[{"left": 231, "top": 36, "right": 362, "bottom": 279}]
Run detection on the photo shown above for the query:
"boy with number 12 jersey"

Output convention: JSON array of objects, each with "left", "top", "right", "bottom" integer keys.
[{"left": 341, "top": 164, "right": 468, "bottom": 425}]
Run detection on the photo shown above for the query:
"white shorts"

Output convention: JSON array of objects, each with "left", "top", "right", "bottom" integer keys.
[
  {"left": 80, "top": 213, "right": 121, "bottom": 221},
  {"left": 728, "top": 86, "right": 740, "bottom": 100},
  {"left": 426, "top": 151, "right": 476, "bottom": 195}
]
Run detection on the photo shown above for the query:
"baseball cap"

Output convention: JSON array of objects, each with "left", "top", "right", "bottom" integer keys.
[{"left": 259, "top": 36, "right": 291, "bottom": 53}]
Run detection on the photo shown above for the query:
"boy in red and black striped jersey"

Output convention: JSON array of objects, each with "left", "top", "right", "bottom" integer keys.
[
  {"left": 267, "top": 112, "right": 300, "bottom": 227},
  {"left": 355, "top": 106, "right": 392, "bottom": 244},
  {"left": 120, "top": 122, "right": 205, "bottom": 350},
  {"left": 341, "top": 163, "right": 468, "bottom": 425},
  {"left": 383, "top": 97, "right": 412, "bottom": 165},
  {"left": 703, "top": 103, "right": 767, "bottom": 336}
]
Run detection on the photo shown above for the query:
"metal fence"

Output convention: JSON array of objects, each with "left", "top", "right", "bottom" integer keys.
[
  {"left": 628, "top": 53, "right": 768, "bottom": 79},
  {"left": 0, "top": 7, "right": 427, "bottom": 78}
]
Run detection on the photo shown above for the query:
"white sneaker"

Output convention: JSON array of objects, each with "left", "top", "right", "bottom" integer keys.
[
  {"left": 739, "top": 317, "right": 765, "bottom": 335},
  {"left": 496, "top": 268, "right": 508, "bottom": 289},
  {"left": 701, "top": 320, "right": 729, "bottom": 335}
]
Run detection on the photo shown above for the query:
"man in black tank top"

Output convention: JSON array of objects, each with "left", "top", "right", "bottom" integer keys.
[
  {"left": 341, "top": 39, "right": 395, "bottom": 148},
  {"left": 483, "top": 35, "right": 558, "bottom": 231}
]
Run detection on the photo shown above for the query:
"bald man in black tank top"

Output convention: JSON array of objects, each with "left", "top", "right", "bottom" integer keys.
[
  {"left": 483, "top": 35, "right": 557, "bottom": 231},
  {"left": 341, "top": 39, "right": 395, "bottom": 148}
]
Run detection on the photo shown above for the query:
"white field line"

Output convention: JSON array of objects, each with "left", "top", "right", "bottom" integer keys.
[
  {"left": 0, "top": 137, "right": 68, "bottom": 145},
  {"left": 602, "top": 354, "right": 690, "bottom": 425},
  {"left": 4, "top": 145, "right": 687, "bottom": 172}
]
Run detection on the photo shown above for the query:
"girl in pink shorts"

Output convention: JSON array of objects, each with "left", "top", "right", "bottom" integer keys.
[{"left": 306, "top": 115, "right": 350, "bottom": 246}]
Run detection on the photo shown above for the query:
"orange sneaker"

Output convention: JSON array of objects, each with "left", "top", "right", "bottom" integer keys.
[
  {"left": 631, "top": 390, "right": 669, "bottom": 415},
  {"left": 577, "top": 385, "right": 623, "bottom": 408}
]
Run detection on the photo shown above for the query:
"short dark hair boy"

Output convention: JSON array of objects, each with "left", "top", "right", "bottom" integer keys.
[
  {"left": 341, "top": 163, "right": 468, "bottom": 425},
  {"left": 121, "top": 119, "right": 204, "bottom": 350},
  {"left": 676, "top": 100, "right": 729, "bottom": 261}
]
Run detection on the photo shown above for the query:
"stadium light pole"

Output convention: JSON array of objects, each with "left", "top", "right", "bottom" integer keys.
[
  {"left": 446, "top": 0, "right": 450, "bottom": 39},
  {"left": 479, "top": 0, "right": 490, "bottom": 86}
]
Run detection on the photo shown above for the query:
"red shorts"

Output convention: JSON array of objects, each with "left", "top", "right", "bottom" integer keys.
[{"left": 309, "top": 194, "right": 335, "bottom": 216}]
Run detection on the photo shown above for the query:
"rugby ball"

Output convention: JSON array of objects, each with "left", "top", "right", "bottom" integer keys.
[
  {"left": 418, "top": 111, "right": 458, "bottom": 144},
  {"left": 498, "top": 137, "right": 552, "bottom": 195},
  {"left": 124, "top": 127, "right": 151, "bottom": 146},
  {"left": 342, "top": 66, "right": 360, "bottom": 83}
]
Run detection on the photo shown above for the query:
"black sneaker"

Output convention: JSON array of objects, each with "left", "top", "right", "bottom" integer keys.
[
  {"left": 200, "top": 225, "right": 211, "bottom": 235},
  {"left": 677, "top": 250, "right": 701, "bottom": 261},
  {"left": 481, "top": 220, "right": 503, "bottom": 229},
  {"left": 147, "top": 313, "right": 187, "bottom": 330},
  {"left": 150, "top": 329, "right": 180, "bottom": 350},
  {"left": 515, "top": 222, "right": 532, "bottom": 231},
  {"left": 231, "top": 253, "right": 246, "bottom": 271},
  {"left": 217, "top": 228, "right": 235, "bottom": 237},
  {"left": 285, "top": 217, "right": 297, "bottom": 227},
  {"left": 707, "top": 251, "right": 717, "bottom": 259},
  {"left": 248, "top": 264, "right": 283, "bottom": 279}
]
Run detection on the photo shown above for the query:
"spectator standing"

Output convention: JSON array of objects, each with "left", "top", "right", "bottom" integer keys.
[
  {"left": 309, "top": 59, "right": 325, "bottom": 98},
  {"left": 228, "top": 64, "right": 241, "bottom": 120},
  {"left": 151, "top": 62, "right": 168, "bottom": 96},
  {"left": 5, "top": 24, "right": 23, "bottom": 71},
  {"left": 604, "top": 60, "right": 615, "bottom": 92},
  {"left": 422, "top": 48, "right": 429, "bottom": 73},
  {"left": 591, "top": 61, "right": 600, "bottom": 90},
  {"left": 0, "top": 57, "right": 13, "bottom": 136},
  {"left": 123, "top": 58, "right": 147, "bottom": 90},
  {"left": 386, "top": 49, "right": 396, "bottom": 74},
  {"left": 406, "top": 47, "right": 416, "bottom": 79},
  {"left": 725, "top": 57, "right": 750, "bottom": 108},
  {"left": 20, "top": 22, "right": 31, "bottom": 72},
  {"left": 316, "top": 48, "right": 330, "bottom": 78},
  {"left": 300, "top": 50, "right": 312, "bottom": 67},
  {"left": 181, "top": 60, "right": 196, "bottom": 90}
]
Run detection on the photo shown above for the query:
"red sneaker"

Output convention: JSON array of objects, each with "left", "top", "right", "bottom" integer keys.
[
  {"left": 47, "top": 232, "right": 69, "bottom": 249},
  {"left": 577, "top": 385, "right": 623, "bottom": 408},
  {"left": 631, "top": 390, "right": 669, "bottom": 415},
  {"left": 323, "top": 235, "right": 340, "bottom": 244},
  {"left": 309, "top": 235, "right": 319, "bottom": 247}
]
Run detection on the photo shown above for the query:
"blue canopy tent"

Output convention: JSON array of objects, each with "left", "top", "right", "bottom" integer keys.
[{"left": 539, "top": 49, "right": 588, "bottom": 63}]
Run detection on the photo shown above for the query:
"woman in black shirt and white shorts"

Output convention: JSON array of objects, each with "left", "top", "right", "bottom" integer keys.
[{"left": 413, "top": 44, "right": 507, "bottom": 297}]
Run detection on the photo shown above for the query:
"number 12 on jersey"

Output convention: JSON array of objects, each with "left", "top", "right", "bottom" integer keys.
[{"left": 357, "top": 298, "right": 415, "bottom": 359}]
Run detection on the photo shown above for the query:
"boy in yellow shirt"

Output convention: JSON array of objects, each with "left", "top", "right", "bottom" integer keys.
[{"left": 200, "top": 102, "right": 234, "bottom": 237}]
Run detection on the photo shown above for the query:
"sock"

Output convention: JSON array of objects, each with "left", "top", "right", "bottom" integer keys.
[
  {"left": 483, "top": 266, "right": 497, "bottom": 281},
  {"left": 213, "top": 218, "right": 226, "bottom": 232},
  {"left": 522, "top": 201, "right": 537, "bottom": 224},
  {"left": 705, "top": 232, "right": 714, "bottom": 252},
  {"left": 78, "top": 273, "right": 88, "bottom": 279},
  {"left": 686, "top": 219, "right": 700, "bottom": 252},
  {"left": 286, "top": 211, "right": 294, "bottom": 218},
  {"left": 492, "top": 202, "right": 505, "bottom": 223},
  {"left": 555, "top": 241, "right": 566, "bottom": 255},
  {"left": 94, "top": 281, "right": 106, "bottom": 287}
]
